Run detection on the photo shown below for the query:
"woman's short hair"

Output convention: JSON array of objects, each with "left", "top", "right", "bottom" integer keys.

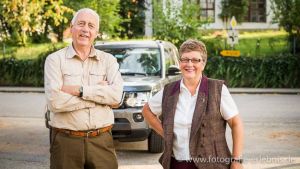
[{"left": 179, "top": 39, "right": 207, "bottom": 62}]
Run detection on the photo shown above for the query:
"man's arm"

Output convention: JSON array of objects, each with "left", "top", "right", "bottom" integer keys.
[
  {"left": 227, "top": 114, "right": 244, "bottom": 169},
  {"left": 44, "top": 54, "right": 95, "bottom": 113},
  {"left": 81, "top": 57, "right": 123, "bottom": 106},
  {"left": 142, "top": 103, "right": 164, "bottom": 137}
]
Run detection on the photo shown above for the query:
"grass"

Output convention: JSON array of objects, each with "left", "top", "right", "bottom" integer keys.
[
  {"left": 202, "top": 29, "right": 288, "bottom": 39},
  {"left": 0, "top": 42, "right": 67, "bottom": 60},
  {"left": 235, "top": 35, "right": 289, "bottom": 57},
  {"left": 0, "top": 30, "right": 291, "bottom": 59},
  {"left": 203, "top": 30, "right": 290, "bottom": 57}
]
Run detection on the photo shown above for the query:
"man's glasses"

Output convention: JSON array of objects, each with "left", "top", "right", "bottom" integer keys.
[{"left": 179, "top": 58, "right": 203, "bottom": 63}]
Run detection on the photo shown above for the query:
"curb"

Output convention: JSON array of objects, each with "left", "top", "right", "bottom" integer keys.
[
  {"left": 0, "top": 87, "right": 44, "bottom": 93},
  {"left": 0, "top": 87, "right": 300, "bottom": 94},
  {"left": 229, "top": 88, "right": 300, "bottom": 94}
]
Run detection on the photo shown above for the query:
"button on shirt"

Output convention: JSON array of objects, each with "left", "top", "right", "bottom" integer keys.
[
  {"left": 148, "top": 80, "right": 238, "bottom": 160},
  {"left": 44, "top": 45, "right": 123, "bottom": 131}
]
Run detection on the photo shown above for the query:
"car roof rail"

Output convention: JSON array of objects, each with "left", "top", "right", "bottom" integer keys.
[
  {"left": 95, "top": 41, "right": 108, "bottom": 45},
  {"left": 155, "top": 40, "right": 163, "bottom": 45}
]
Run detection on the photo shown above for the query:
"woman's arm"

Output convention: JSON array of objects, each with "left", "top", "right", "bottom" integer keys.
[
  {"left": 142, "top": 103, "right": 164, "bottom": 137},
  {"left": 227, "top": 114, "right": 244, "bottom": 169}
]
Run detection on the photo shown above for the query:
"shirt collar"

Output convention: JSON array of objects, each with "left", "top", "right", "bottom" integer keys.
[
  {"left": 66, "top": 44, "right": 99, "bottom": 60},
  {"left": 180, "top": 78, "right": 201, "bottom": 96}
]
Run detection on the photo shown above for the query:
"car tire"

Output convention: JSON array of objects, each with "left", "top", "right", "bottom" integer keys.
[{"left": 148, "top": 130, "right": 164, "bottom": 153}]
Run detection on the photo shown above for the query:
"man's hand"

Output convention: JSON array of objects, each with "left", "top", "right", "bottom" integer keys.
[
  {"left": 61, "top": 85, "right": 80, "bottom": 96},
  {"left": 61, "top": 81, "right": 108, "bottom": 96}
]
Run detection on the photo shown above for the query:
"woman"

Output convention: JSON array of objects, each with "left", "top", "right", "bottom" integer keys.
[{"left": 142, "top": 39, "right": 244, "bottom": 169}]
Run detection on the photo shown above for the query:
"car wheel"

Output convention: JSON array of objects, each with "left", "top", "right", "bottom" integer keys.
[{"left": 148, "top": 130, "right": 164, "bottom": 153}]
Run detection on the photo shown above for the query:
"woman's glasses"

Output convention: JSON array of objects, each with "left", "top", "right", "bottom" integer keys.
[{"left": 179, "top": 58, "right": 203, "bottom": 63}]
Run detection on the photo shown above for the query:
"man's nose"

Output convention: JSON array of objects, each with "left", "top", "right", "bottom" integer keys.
[{"left": 81, "top": 24, "right": 89, "bottom": 32}]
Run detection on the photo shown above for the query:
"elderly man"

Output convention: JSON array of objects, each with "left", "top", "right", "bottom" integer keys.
[{"left": 44, "top": 8, "right": 123, "bottom": 169}]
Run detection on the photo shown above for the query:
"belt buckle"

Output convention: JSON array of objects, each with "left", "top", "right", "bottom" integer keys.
[{"left": 86, "top": 130, "right": 94, "bottom": 138}]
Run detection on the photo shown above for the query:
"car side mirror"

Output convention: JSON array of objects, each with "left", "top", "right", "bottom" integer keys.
[{"left": 167, "top": 65, "right": 181, "bottom": 76}]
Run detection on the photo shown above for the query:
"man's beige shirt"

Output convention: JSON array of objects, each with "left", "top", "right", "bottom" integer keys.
[{"left": 44, "top": 45, "right": 123, "bottom": 131}]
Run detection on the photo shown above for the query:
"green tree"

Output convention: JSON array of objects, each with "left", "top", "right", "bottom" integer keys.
[
  {"left": 35, "top": 0, "right": 73, "bottom": 42},
  {"left": 97, "top": 0, "right": 122, "bottom": 39},
  {"left": 219, "top": 0, "right": 248, "bottom": 27},
  {"left": 118, "top": 0, "right": 146, "bottom": 39},
  {"left": 63, "top": 0, "right": 122, "bottom": 39},
  {"left": 271, "top": 0, "right": 300, "bottom": 54},
  {"left": 0, "top": 0, "right": 44, "bottom": 46},
  {"left": 0, "top": 0, "right": 72, "bottom": 46},
  {"left": 152, "top": 0, "right": 205, "bottom": 47},
  {"left": 0, "top": 0, "right": 121, "bottom": 45}
]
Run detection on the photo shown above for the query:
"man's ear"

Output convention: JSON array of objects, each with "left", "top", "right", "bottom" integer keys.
[
  {"left": 70, "top": 24, "right": 73, "bottom": 33},
  {"left": 97, "top": 32, "right": 102, "bottom": 38}
]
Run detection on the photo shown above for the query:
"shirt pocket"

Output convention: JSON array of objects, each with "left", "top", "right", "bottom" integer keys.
[
  {"left": 63, "top": 71, "right": 82, "bottom": 85},
  {"left": 89, "top": 70, "right": 106, "bottom": 85}
]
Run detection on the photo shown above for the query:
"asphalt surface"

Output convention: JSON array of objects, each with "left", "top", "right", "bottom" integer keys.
[{"left": 0, "top": 89, "right": 300, "bottom": 169}]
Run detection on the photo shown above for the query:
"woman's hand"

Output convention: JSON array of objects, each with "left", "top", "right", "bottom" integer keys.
[{"left": 230, "top": 161, "right": 243, "bottom": 169}]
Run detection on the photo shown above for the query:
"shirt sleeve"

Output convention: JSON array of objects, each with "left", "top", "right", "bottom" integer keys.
[
  {"left": 148, "top": 89, "right": 164, "bottom": 116},
  {"left": 44, "top": 54, "right": 96, "bottom": 113},
  {"left": 220, "top": 84, "right": 239, "bottom": 120},
  {"left": 82, "top": 56, "right": 123, "bottom": 106}
]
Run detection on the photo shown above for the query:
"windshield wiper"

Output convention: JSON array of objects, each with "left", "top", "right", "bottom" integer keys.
[{"left": 121, "top": 72, "right": 148, "bottom": 76}]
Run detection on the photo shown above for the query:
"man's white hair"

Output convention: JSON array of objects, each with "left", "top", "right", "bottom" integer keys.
[{"left": 71, "top": 8, "right": 100, "bottom": 29}]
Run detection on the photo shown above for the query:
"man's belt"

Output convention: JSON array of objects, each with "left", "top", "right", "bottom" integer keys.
[{"left": 53, "top": 125, "right": 113, "bottom": 138}]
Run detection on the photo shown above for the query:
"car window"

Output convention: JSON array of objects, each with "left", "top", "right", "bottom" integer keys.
[
  {"left": 170, "top": 46, "right": 180, "bottom": 65},
  {"left": 100, "top": 47, "right": 161, "bottom": 76},
  {"left": 164, "top": 47, "right": 175, "bottom": 71}
]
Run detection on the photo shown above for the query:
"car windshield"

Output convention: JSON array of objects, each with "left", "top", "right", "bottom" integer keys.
[{"left": 100, "top": 47, "right": 161, "bottom": 76}]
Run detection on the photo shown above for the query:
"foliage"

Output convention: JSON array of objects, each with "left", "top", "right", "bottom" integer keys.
[
  {"left": 0, "top": 42, "right": 66, "bottom": 59},
  {"left": 152, "top": 0, "right": 205, "bottom": 47},
  {"left": 0, "top": 0, "right": 72, "bottom": 46},
  {"left": 63, "top": 0, "right": 122, "bottom": 39},
  {"left": 0, "top": 0, "right": 121, "bottom": 44},
  {"left": 38, "top": 0, "right": 73, "bottom": 42},
  {"left": 271, "top": 0, "right": 300, "bottom": 54},
  {"left": 0, "top": 0, "right": 43, "bottom": 45},
  {"left": 204, "top": 55, "right": 300, "bottom": 88},
  {"left": 0, "top": 46, "right": 60, "bottom": 86},
  {"left": 1, "top": 50, "right": 299, "bottom": 87},
  {"left": 219, "top": 0, "right": 248, "bottom": 25},
  {"left": 202, "top": 36, "right": 224, "bottom": 57},
  {"left": 118, "top": 0, "right": 146, "bottom": 39}
]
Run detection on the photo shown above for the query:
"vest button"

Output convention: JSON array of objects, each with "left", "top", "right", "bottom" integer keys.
[
  {"left": 202, "top": 123, "right": 206, "bottom": 127},
  {"left": 201, "top": 143, "right": 204, "bottom": 147},
  {"left": 202, "top": 133, "right": 205, "bottom": 137}
]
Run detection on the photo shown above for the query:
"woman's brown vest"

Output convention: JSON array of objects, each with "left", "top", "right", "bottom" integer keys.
[{"left": 159, "top": 76, "right": 231, "bottom": 169}]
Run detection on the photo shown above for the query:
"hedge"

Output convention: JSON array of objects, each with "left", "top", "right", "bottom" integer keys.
[
  {"left": 0, "top": 48, "right": 55, "bottom": 86},
  {"left": 205, "top": 55, "right": 300, "bottom": 88},
  {"left": 0, "top": 51, "right": 299, "bottom": 88}
]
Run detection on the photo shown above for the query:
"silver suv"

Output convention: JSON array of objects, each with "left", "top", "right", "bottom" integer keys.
[{"left": 95, "top": 40, "right": 181, "bottom": 153}]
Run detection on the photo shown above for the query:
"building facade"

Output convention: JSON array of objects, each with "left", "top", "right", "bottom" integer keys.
[
  {"left": 200, "top": 0, "right": 278, "bottom": 29},
  {"left": 145, "top": 0, "right": 279, "bottom": 37}
]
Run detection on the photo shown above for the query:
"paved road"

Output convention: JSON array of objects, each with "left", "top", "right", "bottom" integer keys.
[{"left": 0, "top": 92, "right": 300, "bottom": 169}]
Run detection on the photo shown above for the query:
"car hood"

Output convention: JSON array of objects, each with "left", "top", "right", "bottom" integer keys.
[{"left": 122, "top": 76, "right": 161, "bottom": 92}]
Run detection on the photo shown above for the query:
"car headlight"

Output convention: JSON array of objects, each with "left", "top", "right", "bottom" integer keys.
[{"left": 124, "top": 92, "right": 151, "bottom": 107}]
